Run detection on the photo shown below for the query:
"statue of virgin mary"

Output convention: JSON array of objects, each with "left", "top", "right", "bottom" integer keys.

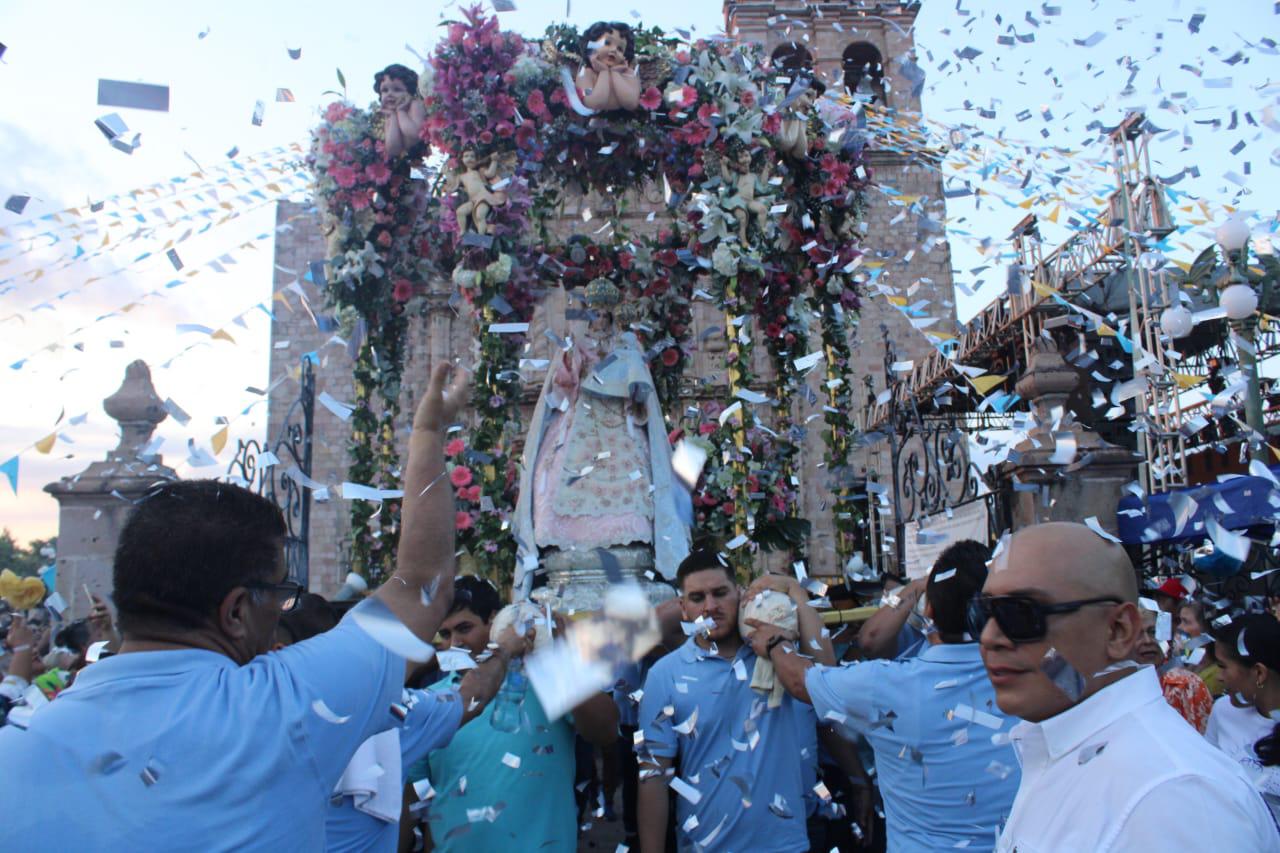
[{"left": 512, "top": 279, "right": 689, "bottom": 599}]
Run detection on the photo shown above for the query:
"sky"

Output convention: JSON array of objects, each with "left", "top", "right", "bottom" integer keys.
[{"left": 0, "top": 0, "right": 1276, "bottom": 546}]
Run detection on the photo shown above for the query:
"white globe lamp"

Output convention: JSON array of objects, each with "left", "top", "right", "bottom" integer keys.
[
  {"left": 1220, "top": 283, "right": 1258, "bottom": 321},
  {"left": 1160, "top": 305, "right": 1194, "bottom": 339},
  {"left": 1215, "top": 217, "right": 1251, "bottom": 252}
]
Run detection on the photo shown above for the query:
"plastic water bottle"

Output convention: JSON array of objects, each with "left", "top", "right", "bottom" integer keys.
[{"left": 490, "top": 657, "right": 527, "bottom": 732}]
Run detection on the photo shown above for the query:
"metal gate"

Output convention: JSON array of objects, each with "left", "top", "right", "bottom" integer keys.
[{"left": 226, "top": 357, "right": 315, "bottom": 588}]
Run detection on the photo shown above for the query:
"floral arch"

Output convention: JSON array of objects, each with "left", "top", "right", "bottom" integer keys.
[{"left": 310, "top": 7, "right": 871, "bottom": 589}]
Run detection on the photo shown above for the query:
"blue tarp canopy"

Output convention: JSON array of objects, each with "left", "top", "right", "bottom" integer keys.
[{"left": 1117, "top": 466, "right": 1280, "bottom": 545}]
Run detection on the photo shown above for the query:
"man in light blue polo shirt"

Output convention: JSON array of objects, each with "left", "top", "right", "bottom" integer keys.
[
  {"left": 747, "top": 540, "right": 1022, "bottom": 852},
  {"left": 0, "top": 364, "right": 478, "bottom": 851},
  {"left": 637, "top": 548, "right": 833, "bottom": 853}
]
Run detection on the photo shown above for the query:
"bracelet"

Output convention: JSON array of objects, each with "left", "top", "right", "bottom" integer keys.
[
  {"left": 8, "top": 645, "right": 30, "bottom": 653},
  {"left": 765, "top": 635, "right": 787, "bottom": 657}
]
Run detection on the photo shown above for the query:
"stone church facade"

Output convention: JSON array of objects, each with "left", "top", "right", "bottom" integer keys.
[{"left": 269, "top": 1, "right": 954, "bottom": 596}]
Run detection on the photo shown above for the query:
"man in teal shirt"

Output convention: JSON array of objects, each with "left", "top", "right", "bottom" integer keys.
[{"left": 420, "top": 577, "right": 619, "bottom": 851}]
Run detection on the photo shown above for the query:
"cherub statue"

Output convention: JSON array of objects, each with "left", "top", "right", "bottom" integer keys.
[
  {"left": 720, "top": 144, "right": 773, "bottom": 245},
  {"left": 374, "top": 64, "right": 426, "bottom": 160},
  {"left": 776, "top": 76, "right": 825, "bottom": 160},
  {"left": 576, "top": 21, "right": 641, "bottom": 112},
  {"left": 450, "top": 148, "right": 509, "bottom": 236}
]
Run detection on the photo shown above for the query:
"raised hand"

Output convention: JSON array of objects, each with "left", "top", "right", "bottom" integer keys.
[{"left": 412, "top": 363, "right": 470, "bottom": 432}]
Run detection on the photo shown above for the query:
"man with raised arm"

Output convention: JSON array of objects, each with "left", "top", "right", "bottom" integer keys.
[{"left": 0, "top": 364, "right": 513, "bottom": 851}]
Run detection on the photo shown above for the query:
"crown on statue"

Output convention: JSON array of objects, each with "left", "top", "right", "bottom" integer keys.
[{"left": 585, "top": 277, "right": 621, "bottom": 309}]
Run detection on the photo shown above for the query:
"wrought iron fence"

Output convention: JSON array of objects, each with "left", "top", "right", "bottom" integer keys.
[{"left": 226, "top": 358, "right": 315, "bottom": 588}]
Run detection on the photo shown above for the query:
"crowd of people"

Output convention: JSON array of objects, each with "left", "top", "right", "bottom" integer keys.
[{"left": 1, "top": 364, "right": 1279, "bottom": 852}]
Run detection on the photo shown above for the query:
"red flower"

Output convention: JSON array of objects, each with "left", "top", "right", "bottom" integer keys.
[
  {"left": 463, "top": 485, "right": 482, "bottom": 503},
  {"left": 697, "top": 103, "right": 718, "bottom": 127},
  {"left": 639, "top": 87, "right": 662, "bottom": 111},
  {"left": 699, "top": 422, "right": 718, "bottom": 435},
  {"left": 678, "top": 122, "right": 711, "bottom": 146},
  {"left": 679, "top": 85, "right": 697, "bottom": 108},
  {"left": 479, "top": 130, "right": 493, "bottom": 145},
  {"left": 450, "top": 466, "right": 473, "bottom": 488},
  {"left": 675, "top": 50, "right": 691, "bottom": 64},
  {"left": 739, "top": 89, "right": 757, "bottom": 108},
  {"left": 445, "top": 438, "right": 466, "bottom": 456},
  {"left": 392, "top": 278, "right": 414, "bottom": 302},
  {"left": 376, "top": 230, "right": 393, "bottom": 248},
  {"left": 763, "top": 112, "right": 782, "bottom": 135},
  {"left": 721, "top": 501, "right": 736, "bottom": 516},
  {"left": 515, "top": 121, "right": 536, "bottom": 148},
  {"left": 494, "top": 120, "right": 514, "bottom": 138},
  {"left": 661, "top": 347, "right": 680, "bottom": 367},
  {"left": 455, "top": 511, "right": 473, "bottom": 531},
  {"left": 765, "top": 322, "right": 783, "bottom": 339},
  {"left": 655, "top": 249, "right": 678, "bottom": 268},
  {"left": 618, "top": 251, "right": 633, "bottom": 270}
]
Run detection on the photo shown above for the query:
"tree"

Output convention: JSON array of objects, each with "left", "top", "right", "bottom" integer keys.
[{"left": 0, "top": 530, "right": 56, "bottom": 578}]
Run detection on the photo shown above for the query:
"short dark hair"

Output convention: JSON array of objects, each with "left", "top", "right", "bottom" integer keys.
[
  {"left": 55, "top": 619, "right": 92, "bottom": 655},
  {"left": 276, "top": 593, "right": 338, "bottom": 644},
  {"left": 926, "top": 539, "right": 991, "bottom": 638},
  {"left": 113, "top": 480, "right": 286, "bottom": 633},
  {"left": 374, "top": 63, "right": 419, "bottom": 97},
  {"left": 450, "top": 576, "right": 501, "bottom": 623},
  {"left": 581, "top": 21, "right": 636, "bottom": 64},
  {"left": 676, "top": 547, "right": 733, "bottom": 591},
  {"left": 1215, "top": 614, "right": 1280, "bottom": 767}
]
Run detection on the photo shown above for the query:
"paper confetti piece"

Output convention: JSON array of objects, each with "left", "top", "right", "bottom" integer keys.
[{"left": 312, "top": 699, "right": 350, "bottom": 724}]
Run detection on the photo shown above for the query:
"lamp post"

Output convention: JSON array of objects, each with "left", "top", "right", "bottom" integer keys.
[{"left": 1215, "top": 216, "right": 1265, "bottom": 460}]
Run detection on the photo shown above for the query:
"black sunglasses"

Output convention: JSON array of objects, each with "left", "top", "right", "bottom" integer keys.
[
  {"left": 246, "top": 580, "right": 305, "bottom": 613},
  {"left": 967, "top": 594, "right": 1123, "bottom": 643}
]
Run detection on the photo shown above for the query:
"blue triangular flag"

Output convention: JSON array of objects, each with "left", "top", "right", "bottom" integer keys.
[{"left": 0, "top": 455, "right": 17, "bottom": 494}]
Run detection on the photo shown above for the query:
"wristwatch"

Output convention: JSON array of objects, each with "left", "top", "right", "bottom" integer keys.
[{"left": 765, "top": 634, "right": 787, "bottom": 657}]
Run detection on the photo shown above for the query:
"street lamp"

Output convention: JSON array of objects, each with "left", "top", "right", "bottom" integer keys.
[{"left": 1216, "top": 216, "right": 1265, "bottom": 459}]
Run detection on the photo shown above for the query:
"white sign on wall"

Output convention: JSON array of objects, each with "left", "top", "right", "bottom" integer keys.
[{"left": 902, "top": 499, "right": 990, "bottom": 580}]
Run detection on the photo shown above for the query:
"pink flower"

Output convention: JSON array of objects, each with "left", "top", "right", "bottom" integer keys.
[
  {"left": 639, "top": 87, "right": 662, "bottom": 111},
  {"left": 330, "top": 165, "right": 358, "bottom": 188},
  {"left": 365, "top": 161, "right": 392, "bottom": 185},
  {"left": 450, "top": 466, "right": 473, "bottom": 488},
  {"left": 494, "top": 120, "right": 514, "bottom": 138},
  {"left": 349, "top": 193, "right": 370, "bottom": 211},
  {"left": 392, "top": 278, "right": 414, "bottom": 302},
  {"left": 445, "top": 438, "right": 466, "bottom": 456},
  {"left": 699, "top": 422, "right": 718, "bottom": 435},
  {"left": 697, "top": 103, "right": 718, "bottom": 127},
  {"left": 679, "top": 85, "right": 697, "bottom": 108},
  {"left": 462, "top": 485, "right": 482, "bottom": 503},
  {"left": 661, "top": 347, "right": 680, "bottom": 367},
  {"left": 455, "top": 511, "right": 473, "bottom": 531},
  {"left": 762, "top": 112, "right": 781, "bottom": 135},
  {"left": 675, "top": 50, "right": 691, "bottom": 64},
  {"left": 739, "top": 89, "right": 757, "bottom": 108},
  {"left": 526, "top": 88, "right": 550, "bottom": 119},
  {"left": 324, "top": 102, "right": 353, "bottom": 123}
]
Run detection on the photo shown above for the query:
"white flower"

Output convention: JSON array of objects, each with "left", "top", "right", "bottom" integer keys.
[
  {"left": 485, "top": 253, "right": 514, "bottom": 284},
  {"left": 712, "top": 242, "right": 739, "bottom": 277}
]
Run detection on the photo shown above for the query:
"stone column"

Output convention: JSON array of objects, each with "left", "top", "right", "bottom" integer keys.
[
  {"left": 44, "top": 360, "right": 177, "bottom": 618},
  {"left": 1000, "top": 339, "right": 1137, "bottom": 533}
]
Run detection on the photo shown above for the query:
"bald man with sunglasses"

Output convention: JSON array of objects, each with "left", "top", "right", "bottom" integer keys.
[{"left": 975, "top": 522, "right": 1278, "bottom": 851}]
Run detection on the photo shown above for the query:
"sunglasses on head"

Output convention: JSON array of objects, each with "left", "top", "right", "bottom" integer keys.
[{"left": 967, "top": 594, "right": 1123, "bottom": 643}]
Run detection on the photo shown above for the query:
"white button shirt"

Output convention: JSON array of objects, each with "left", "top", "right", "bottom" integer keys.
[{"left": 997, "top": 667, "right": 1279, "bottom": 852}]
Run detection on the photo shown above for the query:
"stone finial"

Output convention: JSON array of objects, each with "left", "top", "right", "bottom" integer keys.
[{"left": 103, "top": 360, "right": 167, "bottom": 462}]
